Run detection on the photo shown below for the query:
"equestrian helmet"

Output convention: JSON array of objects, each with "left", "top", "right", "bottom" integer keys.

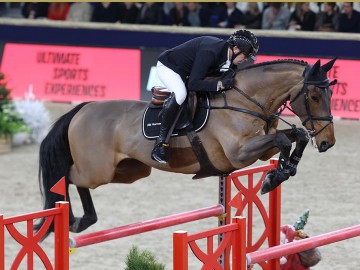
[{"left": 227, "top": 30, "right": 259, "bottom": 60}]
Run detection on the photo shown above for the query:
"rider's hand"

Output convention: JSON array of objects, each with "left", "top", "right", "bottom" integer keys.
[
  {"left": 218, "top": 76, "right": 234, "bottom": 91},
  {"left": 218, "top": 77, "right": 234, "bottom": 91}
]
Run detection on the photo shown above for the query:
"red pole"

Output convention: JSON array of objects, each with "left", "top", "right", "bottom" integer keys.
[
  {"left": 232, "top": 216, "right": 247, "bottom": 270},
  {"left": 55, "top": 202, "right": 69, "bottom": 270},
  {"left": 268, "top": 159, "right": 281, "bottom": 270},
  {"left": 71, "top": 204, "right": 224, "bottom": 248},
  {"left": 173, "top": 231, "right": 188, "bottom": 270},
  {"left": 248, "top": 224, "right": 360, "bottom": 266},
  {"left": 0, "top": 215, "right": 4, "bottom": 270}
]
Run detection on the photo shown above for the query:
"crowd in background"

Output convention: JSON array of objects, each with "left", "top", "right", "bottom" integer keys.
[{"left": 0, "top": 2, "right": 360, "bottom": 33}]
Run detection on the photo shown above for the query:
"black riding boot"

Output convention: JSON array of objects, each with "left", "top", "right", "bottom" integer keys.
[{"left": 151, "top": 93, "right": 180, "bottom": 163}]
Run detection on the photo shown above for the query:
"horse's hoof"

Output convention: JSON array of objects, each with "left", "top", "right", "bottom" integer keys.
[
  {"left": 260, "top": 170, "right": 276, "bottom": 195},
  {"left": 289, "top": 167, "right": 297, "bottom": 177},
  {"left": 260, "top": 178, "right": 272, "bottom": 195},
  {"left": 261, "top": 170, "right": 285, "bottom": 195},
  {"left": 69, "top": 217, "right": 82, "bottom": 233}
]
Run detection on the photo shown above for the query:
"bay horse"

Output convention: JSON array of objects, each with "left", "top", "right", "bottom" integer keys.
[{"left": 36, "top": 58, "right": 337, "bottom": 237}]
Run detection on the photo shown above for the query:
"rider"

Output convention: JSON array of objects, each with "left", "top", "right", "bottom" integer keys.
[{"left": 151, "top": 29, "right": 259, "bottom": 163}]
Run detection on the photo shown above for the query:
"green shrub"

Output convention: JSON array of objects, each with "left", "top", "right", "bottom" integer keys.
[
  {"left": 125, "top": 246, "right": 166, "bottom": 270},
  {"left": 0, "top": 73, "right": 28, "bottom": 136}
]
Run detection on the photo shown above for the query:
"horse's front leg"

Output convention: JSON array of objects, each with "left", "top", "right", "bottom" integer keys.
[
  {"left": 260, "top": 132, "right": 293, "bottom": 194},
  {"left": 261, "top": 128, "right": 309, "bottom": 194},
  {"left": 288, "top": 128, "right": 309, "bottom": 176}
]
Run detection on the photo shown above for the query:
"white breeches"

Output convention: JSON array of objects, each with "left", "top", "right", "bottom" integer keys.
[{"left": 156, "top": 61, "right": 187, "bottom": 105}]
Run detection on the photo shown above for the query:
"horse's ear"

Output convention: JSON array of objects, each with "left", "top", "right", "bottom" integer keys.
[
  {"left": 308, "top": 60, "right": 321, "bottom": 76},
  {"left": 321, "top": 57, "right": 337, "bottom": 73},
  {"left": 313, "top": 60, "right": 321, "bottom": 73}
]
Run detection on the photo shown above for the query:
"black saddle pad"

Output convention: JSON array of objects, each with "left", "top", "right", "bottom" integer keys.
[{"left": 142, "top": 95, "right": 210, "bottom": 140}]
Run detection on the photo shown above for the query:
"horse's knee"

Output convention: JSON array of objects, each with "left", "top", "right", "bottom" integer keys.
[
  {"left": 275, "top": 133, "right": 292, "bottom": 156},
  {"left": 294, "top": 128, "right": 309, "bottom": 147}
]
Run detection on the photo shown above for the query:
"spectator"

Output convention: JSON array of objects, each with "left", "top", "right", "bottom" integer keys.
[
  {"left": 0, "top": 3, "right": 6, "bottom": 17},
  {"left": 162, "top": 2, "right": 175, "bottom": 25},
  {"left": 66, "top": 2, "right": 93, "bottom": 22},
  {"left": 262, "top": 3, "right": 290, "bottom": 30},
  {"left": 243, "top": 2, "right": 262, "bottom": 29},
  {"left": 218, "top": 2, "right": 246, "bottom": 28},
  {"left": 208, "top": 3, "right": 227, "bottom": 27},
  {"left": 186, "top": 2, "right": 210, "bottom": 27},
  {"left": 169, "top": 2, "right": 189, "bottom": 26},
  {"left": 47, "top": 3, "right": 70, "bottom": 21},
  {"left": 91, "top": 2, "right": 122, "bottom": 23},
  {"left": 338, "top": 2, "right": 360, "bottom": 33},
  {"left": 314, "top": 2, "right": 339, "bottom": 32},
  {"left": 119, "top": 3, "right": 139, "bottom": 24},
  {"left": 0, "top": 2, "right": 22, "bottom": 18},
  {"left": 136, "top": 2, "right": 163, "bottom": 25},
  {"left": 288, "top": 2, "right": 316, "bottom": 31},
  {"left": 22, "top": 3, "right": 49, "bottom": 19}
]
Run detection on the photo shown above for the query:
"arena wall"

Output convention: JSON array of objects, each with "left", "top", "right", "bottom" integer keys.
[{"left": 0, "top": 18, "right": 359, "bottom": 119}]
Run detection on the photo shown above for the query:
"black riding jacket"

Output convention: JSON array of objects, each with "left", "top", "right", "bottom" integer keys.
[{"left": 158, "top": 36, "right": 230, "bottom": 92}]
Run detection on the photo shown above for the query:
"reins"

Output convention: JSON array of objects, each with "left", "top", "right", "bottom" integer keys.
[
  {"left": 207, "top": 77, "right": 333, "bottom": 137},
  {"left": 208, "top": 84, "right": 296, "bottom": 134},
  {"left": 209, "top": 88, "right": 276, "bottom": 133}
]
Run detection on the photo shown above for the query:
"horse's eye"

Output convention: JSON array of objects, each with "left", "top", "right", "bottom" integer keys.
[{"left": 311, "top": 96, "right": 320, "bottom": 102}]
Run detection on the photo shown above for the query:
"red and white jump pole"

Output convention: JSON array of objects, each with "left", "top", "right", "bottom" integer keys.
[
  {"left": 69, "top": 204, "right": 224, "bottom": 248},
  {"left": 247, "top": 224, "right": 360, "bottom": 266}
]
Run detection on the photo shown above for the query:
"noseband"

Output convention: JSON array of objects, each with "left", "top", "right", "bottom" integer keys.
[{"left": 289, "top": 81, "right": 334, "bottom": 137}]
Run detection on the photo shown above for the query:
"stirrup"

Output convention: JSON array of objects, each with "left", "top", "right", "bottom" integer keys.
[{"left": 151, "top": 142, "right": 170, "bottom": 163}]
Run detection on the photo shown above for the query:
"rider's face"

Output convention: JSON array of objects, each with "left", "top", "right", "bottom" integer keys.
[
  {"left": 231, "top": 47, "right": 249, "bottom": 65},
  {"left": 233, "top": 52, "right": 248, "bottom": 65}
]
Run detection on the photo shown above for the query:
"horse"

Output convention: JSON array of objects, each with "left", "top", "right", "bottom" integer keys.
[{"left": 36, "top": 58, "right": 337, "bottom": 237}]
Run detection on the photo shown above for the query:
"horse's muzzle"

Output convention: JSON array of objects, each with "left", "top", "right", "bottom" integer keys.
[{"left": 318, "top": 140, "right": 334, "bottom": 152}]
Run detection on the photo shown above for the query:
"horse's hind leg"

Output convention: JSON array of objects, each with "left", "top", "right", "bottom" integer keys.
[{"left": 69, "top": 187, "right": 98, "bottom": 233}]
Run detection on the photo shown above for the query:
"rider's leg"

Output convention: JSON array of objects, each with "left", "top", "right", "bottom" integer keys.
[
  {"left": 151, "top": 93, "right": 180, "bottom": 163},
  {"left": 151, "top": 61, "right": 186, "bottom": 163}
]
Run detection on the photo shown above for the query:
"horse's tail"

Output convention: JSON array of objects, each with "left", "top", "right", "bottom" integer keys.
[{"left": 35, "top": 102, "right": 91, "bottom": 238}]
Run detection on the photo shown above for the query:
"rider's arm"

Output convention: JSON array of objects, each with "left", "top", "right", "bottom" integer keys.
[{"left": 187, "top": 50, "right": 219, "bottom": 92}]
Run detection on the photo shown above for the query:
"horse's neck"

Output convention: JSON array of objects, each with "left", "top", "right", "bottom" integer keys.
[{"left": 231, "top": 66, "right": 304, "bottom": 112}]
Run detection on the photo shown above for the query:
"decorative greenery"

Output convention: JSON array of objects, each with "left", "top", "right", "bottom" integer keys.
[
  {"left": 125, "top": 246, "right": 166, "bottom": 270},
  {"left": 0, "top": 73, "right": 29, "bottom": 136},
  {"left": 293, "top": 209, "right": 310, "bottom": 231}
]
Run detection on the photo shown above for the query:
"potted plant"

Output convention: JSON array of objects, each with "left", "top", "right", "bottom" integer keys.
[{"left": 0, "top": 72, "right": 29, "bottom": 153}]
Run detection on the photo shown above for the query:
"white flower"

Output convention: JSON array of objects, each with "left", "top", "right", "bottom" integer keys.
[{"left": 14, "top": 99, "right": 50, "bottom": 143}]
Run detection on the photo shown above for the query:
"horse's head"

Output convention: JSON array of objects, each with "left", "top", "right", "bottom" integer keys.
[{"left": 289, "top": 58, "right": 337, "bottom": 152}]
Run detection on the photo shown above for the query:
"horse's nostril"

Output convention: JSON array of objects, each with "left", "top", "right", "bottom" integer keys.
[{"left": 319, "top": 141, "right": 329, "bottom": 152}]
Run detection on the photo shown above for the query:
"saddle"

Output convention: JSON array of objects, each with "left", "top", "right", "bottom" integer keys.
[
  {"left": 142, "top": 86, "right": 210, "bottom": 139},
  {"left": 143, "top": 86, "right": 224, "bottom": 179}
]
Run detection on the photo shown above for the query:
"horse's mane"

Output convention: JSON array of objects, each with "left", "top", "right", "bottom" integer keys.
[
  {"left": 206, "top": 59, "right": 309, "bottom": 85},
  {"left": 238, "top": 59, "right": 308, "bottom": 72}
]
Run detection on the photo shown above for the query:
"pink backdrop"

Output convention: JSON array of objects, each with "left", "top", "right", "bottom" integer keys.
[
  {"left": 256, "top": 55, "right": 360, "bottom": 120},
  {"left": 1, "top": 43, "right": 141, "bottom": 102}
]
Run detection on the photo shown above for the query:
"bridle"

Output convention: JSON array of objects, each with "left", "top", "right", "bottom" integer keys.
[
  {"left": 288, "top": 79, "right": 336, "bottom": 137},
  {"left": 208, "top": 67, "right": 337, "bottom": 138}
]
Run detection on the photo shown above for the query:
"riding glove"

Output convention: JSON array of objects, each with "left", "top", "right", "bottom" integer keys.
[{"left": 219, "top": 73, "right": 235, "bottom": 91}]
